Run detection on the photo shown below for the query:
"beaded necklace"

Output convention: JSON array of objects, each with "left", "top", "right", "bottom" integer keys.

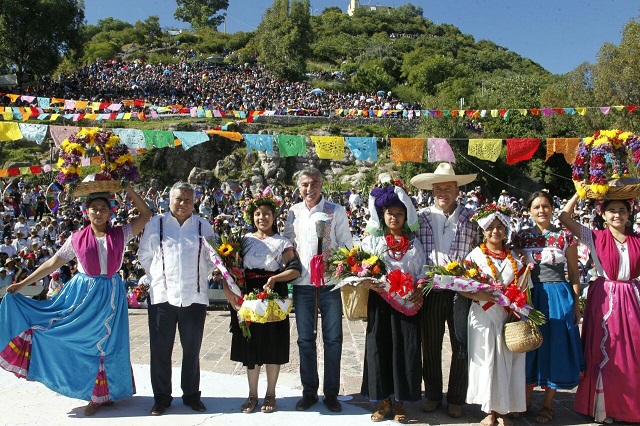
[
  {"left": 480, "top": 243, "right": 518, "bottom": 284},
  {"left": 385, "top": 233, "right": 410, "bottom": 261}
]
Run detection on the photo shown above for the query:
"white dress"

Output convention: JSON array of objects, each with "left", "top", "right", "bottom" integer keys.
[{"left": 465, "top": 246, "right": 526, "bottom": 414}]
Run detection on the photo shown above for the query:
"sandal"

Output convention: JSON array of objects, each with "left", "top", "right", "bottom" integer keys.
[
  {"left": 84, "top": 403, "right": 99, "bottom": 416},
  {"left": 241, "top": 396, "right": 258, "bottom": 413},
  {"left": 261, "top": 394, "right": 276, "bottom": 413},
  {"left": 393, "top": 401, "right": 407, "bottom": 424},
  {"left": 535, "top": 406, "right": 554, "bottom": 424},
  {"left": 480, "top": 414, "right": 496, "bottom": 426},
  {"left": 497, "top": 416, "right": 513, "bottom": 426},
  {"left": 371, "top": 399, "right": 393, "bottom": 422}
]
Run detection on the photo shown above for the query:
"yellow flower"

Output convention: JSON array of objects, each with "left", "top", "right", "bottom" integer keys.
[
  {"left": 584, "top": 136, "right": 594, "bottom": 145},
  {"left": 339, "top": 247, "right": 350, "bottom": 256},
  {"left": 115, "top": 154, "right": 133, "bottom": 165},
  {"left": 619, "top": 131, "right": 632, "bottom": 141},
  {"left": 57, "top": 158, "right": 65, "bottom": 167},
  {"left": 445, "top": 261, "right": 459, "bottom": 272},
  {"left": 78, "top": 127, "right": 98, "bottom": 141},
  {"left": 67, "top": 142, "right": 86, "bottom": 155},
  {"left": 465, "top": 268, "right": 479, "bottom": 278},
  {"left": 348, "top": 246, "right": 359, "bottom": 257},
  {"left": 218, "top": 243, "right": 234, "bottom": 256},
  {"left": 363, "top": 255, "right": 379, "bottom": 266},
  {"left": 105, "top": 135, "right": 120, "bottom": 148}
]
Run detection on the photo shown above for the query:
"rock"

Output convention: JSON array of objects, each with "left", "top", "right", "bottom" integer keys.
[{"left": 188, "top": 167, "right": 213, "bottom": 185}]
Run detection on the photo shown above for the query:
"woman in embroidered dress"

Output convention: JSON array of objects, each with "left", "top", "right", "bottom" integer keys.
[
  {"left": 559, "top": 194, "right": 640, "bottom": 424},
  {"left": 359, "top": 182, "right": 424, "bottom": 423},
  {"left": 0, "top": 184, "right": 152, "bottom": 416},
  {"left": 463, "top": 205, "right": 526, "bottom": 426},
  {"left": 224, "top": 196, "right": 301, "bottom": 414},
  {"left": 514, "top": 191, "right": 584, "bottom": 423}
]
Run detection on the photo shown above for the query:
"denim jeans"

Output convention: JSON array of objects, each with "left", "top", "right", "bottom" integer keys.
[{"left": 293, "top": 284, "right": 343, "bottom": 398}]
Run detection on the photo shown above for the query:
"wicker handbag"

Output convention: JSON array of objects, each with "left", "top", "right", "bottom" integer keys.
[
  {"left": 504, "top": 317, "right": 543, "bottom": 353},
  {"left": 340, "top": 284, "right": 369, "bottom": 320}
]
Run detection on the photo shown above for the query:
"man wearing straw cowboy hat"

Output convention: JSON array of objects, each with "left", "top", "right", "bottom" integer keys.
[{"left": 410, "top": 162, "right": 478, "bottom": 419}]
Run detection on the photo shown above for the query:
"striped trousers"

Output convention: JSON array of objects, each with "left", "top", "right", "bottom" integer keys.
[{"left": 420, "top": 290, "right": 468, "bottom": 405}]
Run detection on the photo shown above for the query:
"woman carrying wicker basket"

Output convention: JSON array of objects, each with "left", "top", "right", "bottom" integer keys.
[
  {"left": 559, "top": 193, "right": 640, "bottom": 424},
  {"left": 224, "top": 196, "right": 301, "bottom": 414},
  {"left": 462, "top": 205, "right": 527, "bottom": 426},
  {"left": 0, "top": 182, "right": 152, "bottom": 416},
  {"left": 359, "top": 180, "right": 424, "bottom": 423},
  {"left": 514, "top": 191, "right": 584, "bottom": 423}
]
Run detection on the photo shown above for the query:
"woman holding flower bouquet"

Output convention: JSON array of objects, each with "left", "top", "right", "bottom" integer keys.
[
  {"left": 463, "top": 205, "right": 527, "bottom": 426},
  {"left": 359, "top": 179, "right": 424, "bottom": 423},
  {"left": 560, "top": 193, "right": 640, "bottom": 424},
  {"left": 226, "top": 196, "right": 301, "bottom": 414},
  {"left": 515, "top": 191, "right": 584, "bottom": 424}
]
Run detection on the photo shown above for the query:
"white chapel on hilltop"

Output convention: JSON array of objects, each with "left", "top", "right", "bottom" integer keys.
[{"left": 347, "top": 0, "right": 394, "bottom": 16}]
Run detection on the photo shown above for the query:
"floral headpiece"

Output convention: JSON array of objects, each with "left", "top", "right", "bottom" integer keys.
[
  {"left": 572, "top": 129, "right": 640, "bottom": 198},
  {"left": 365, "top": 174, "right": 418, "bottom": 236},
  {"left": 57, "top": 128, "right": 139, "bottom": 186},
  {"left": 243, "top": 195, "right": 282, "bottom": 223},
  {"left": 471, "top": 204, "right": 514, "bottom": 237}
]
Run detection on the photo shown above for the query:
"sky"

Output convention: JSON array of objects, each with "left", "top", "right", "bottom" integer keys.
[{"left": 84, "top": 0, "right": 640, "bottom": 75}]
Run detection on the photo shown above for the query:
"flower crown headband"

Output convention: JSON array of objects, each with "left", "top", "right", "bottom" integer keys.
[
  {"left": 471, "top": 204, "right": 514, "bottom": 238},
  {"left": 243, "top": 195, "right": 283, "bottom": 223}
]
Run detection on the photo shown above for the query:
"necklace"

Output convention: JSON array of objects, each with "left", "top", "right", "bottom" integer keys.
[
  {"left": 385, "top": 233, "right": 410, "bottom": 260},
  {"left": 480, "top": 243, "right": 518, "bottom": 284}
]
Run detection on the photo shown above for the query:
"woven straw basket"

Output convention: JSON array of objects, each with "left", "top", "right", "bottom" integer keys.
[
  {"left": 579, "top": 181, "right": 640, "bottom": 200},
  {"left": 504, "top": 319, "right": 543, "bottom": 353},
  {"left": 66, "top": 180, "right": 124, "bottom": 198},
  {"left": 340, "top": 284, "right": 369, "bottom": 321}
]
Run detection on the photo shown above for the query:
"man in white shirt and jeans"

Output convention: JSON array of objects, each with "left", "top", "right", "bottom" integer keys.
[
  {"left": 138, "top": 182, "right": 216, "bottom": 416},
  {"left": 283, "top": 167, "right": 353, "bottom": 412}
]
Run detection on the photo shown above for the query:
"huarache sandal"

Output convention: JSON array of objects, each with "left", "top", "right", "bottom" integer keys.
[
  {"left": 261, "top": 394, "right": 276, "bottom": 413},
  {"left": 241, "top": 395, "right": 258, "bottom": 413},
  {"left": 480, "top": 414, "right": 497, "bottom": 426},
  {"left": 371, "top": 399, "right": 392, "bottom": 422},
  {"left": 393, "top": 401, "right": 407, "bottom": 424},
  {"left": 535, "top": 406, "right": 553, "bottom": 424}
]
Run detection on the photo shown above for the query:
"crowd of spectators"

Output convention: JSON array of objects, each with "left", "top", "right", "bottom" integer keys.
[
  {"left": 1, "top": 177, "right": 619, "bottom": 299},
  {"left": 6, "top": 54, "right": 423, "bottom": 118}
]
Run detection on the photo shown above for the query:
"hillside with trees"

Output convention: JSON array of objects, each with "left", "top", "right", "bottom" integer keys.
[{"left": 0, "top": 1, "right": 639, "bottom": 198}]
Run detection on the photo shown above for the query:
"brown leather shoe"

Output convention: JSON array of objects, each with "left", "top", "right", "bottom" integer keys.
[
  {"left": 448, "top": 403, "right": 463, "bottom": 418},
  {"left": 422, "top": 399, "right": 442, "bottom": 413}
]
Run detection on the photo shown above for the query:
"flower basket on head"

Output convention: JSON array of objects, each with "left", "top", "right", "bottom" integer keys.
[
  {"left": 572, "top": 129, "right": 640, "bottom": 200},
  {"left": 57, "top": 128, "right": 139, "bottom": 197}
]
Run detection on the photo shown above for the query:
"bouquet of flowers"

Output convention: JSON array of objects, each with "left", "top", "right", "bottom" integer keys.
[
  {"left": 236, "top": 289, "right": 293, "bottom": 338},
  {"left": 327, "top": 246, "right": 386, "bottom": 282},
  {"left": 572, "top": 129, "right": 640, "bottom": 199},
  {"left": 328, "top": 246, "right": 421, "bottom": 317},
  {"left": 424, "top": 258, "right": 546, "bottom": 325},
  {"left": 212, "top": 232, "right": 245, "bottom": 290}
]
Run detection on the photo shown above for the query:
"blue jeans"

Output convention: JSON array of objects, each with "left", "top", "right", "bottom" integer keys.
[{"left": 293, "top": 284, "right": 343, "bottom": 398}]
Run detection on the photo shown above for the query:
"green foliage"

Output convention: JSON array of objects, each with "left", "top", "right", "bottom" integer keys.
[
  {"left": 174, "top": 0, "right": 229, "bottom": 29},
  {"left": 255, "top": 0, "right": 311, "bottom": 81},
  {"left": 0, "top": 0, "right": 85, "bottom": 83}
]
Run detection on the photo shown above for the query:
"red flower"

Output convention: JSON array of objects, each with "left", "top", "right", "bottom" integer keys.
[
  {"left": 257, "top": 292, "right": 267, "bottom": 300},
  {"left": 346, "top": 256, "right": 357, "bottom": 266}
]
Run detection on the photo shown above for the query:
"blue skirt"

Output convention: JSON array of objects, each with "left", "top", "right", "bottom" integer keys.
[
  {"left": 0, "top": 273, "right": 133, "bottom": 402},
  {"left": 525, "top": 281, "right": 585, "bottom": 389}
]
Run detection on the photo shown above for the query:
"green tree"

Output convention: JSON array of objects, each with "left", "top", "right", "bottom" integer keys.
[
  {"left": 256, "top": 0, "right": 311, "bottom": 80},
  {"left": 0, "top": 0, "right": 85, "bottom": 85},
  {"left": 174, "top": 0, "right": 229, "bottom": 29}
]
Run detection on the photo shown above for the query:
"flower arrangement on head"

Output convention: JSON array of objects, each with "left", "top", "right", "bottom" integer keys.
[
  {"left": 57, "top": 127, "right": 140, "bottom": 188},
  {"left": 243, "top": 195, "right": 283, "bottom": 226},
  {"left": 572, "top": 129, "right": 640, "bottom": 198}
]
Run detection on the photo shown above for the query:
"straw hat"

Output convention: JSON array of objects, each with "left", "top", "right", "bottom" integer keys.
[{"left": 410, "top": 163, "right": 477, "bottom": 190}]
